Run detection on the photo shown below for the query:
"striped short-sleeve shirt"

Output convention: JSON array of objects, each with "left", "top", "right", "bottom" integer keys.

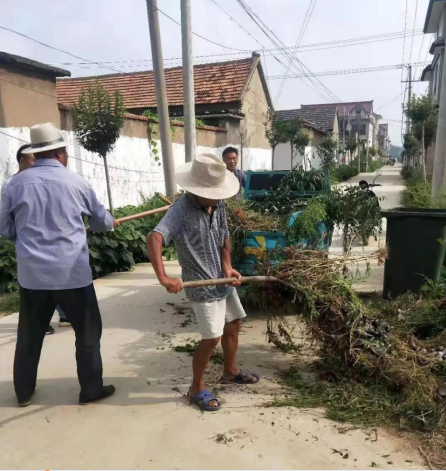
[{"left": 153, "top": 193, "right": 233, "bottom": 303}]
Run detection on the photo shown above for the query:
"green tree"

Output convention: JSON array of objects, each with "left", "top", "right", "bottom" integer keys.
[
  {"left": 71, "top": 82, "right": 126, "bottom": 215},
  {"left": 265, "top": 114, "right": 290, "bottom": 168},
  {"left": 317, "top": 134, "right": 338, "bottom": 171},
  {"left": 265, "top": 115, "right": 310, "bottom": 169},
  {"left": 402, "top": 132, "right": 420, "bottom": 170},
  {"left": 405, "top": 94, "right": 437, "bottom": 181}
]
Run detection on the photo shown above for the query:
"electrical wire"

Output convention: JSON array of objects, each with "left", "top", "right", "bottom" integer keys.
[
  {"left": 49, "top": 29, "right": 423, "bottom": 70},
  {"left": 274, "top": 0, "right": 317, "bottom": 106},
  {"left": 147, "top": 0, "right": 250, "bottom": 52},
  {"left": 208, "top": 0, "right": 264, "bottom": 48},
  {"left": 402, "top": 0, "right": 409, "bottom": 64},
  {"left": 0, "top": 25, "right": 124, "bottom": 74},
  {"left": 375, "top": 92, "right": 404, "bottom": 112},
  {"left": 236, "top": 0, "right": 339, "bottom": 102},
  {"left": 268, "top": 62, "right": 429, "bottom": 80},
  {"left": 409, "top": 0, "right": 419, "bottom": 63}
]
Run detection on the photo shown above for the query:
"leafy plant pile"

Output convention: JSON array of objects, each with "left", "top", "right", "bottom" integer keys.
[
  {"left": 226, "top": 167, "right": 382, "bottom": 262},
  {"left": 257, "top": 247, "right": 446, "bottom": 436},
  {"left": 325, "top": 186, "right": 383, "bottom": 253}
]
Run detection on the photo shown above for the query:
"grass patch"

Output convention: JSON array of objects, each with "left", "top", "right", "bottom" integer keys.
[
  {"left": 276, "top": 367, "right": 402, "bottom": 428},
  {"left": 174, "top": 341, "right": 224, "bottom": 365},
  {"left": 0, "top": 289, "right": 20, "bottom": 314}
]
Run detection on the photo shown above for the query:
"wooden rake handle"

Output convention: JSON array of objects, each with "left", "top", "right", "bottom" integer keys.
[
  {"left": 181, "top": 276, "right": 295, "bottom": 290},
  {"left": 86, "top": 205, "right": 171, "bottom": 232}
]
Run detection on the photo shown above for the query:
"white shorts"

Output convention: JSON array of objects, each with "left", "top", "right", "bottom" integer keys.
[{"left": 191, "top": 290, "right": 247, "bottom": 340}]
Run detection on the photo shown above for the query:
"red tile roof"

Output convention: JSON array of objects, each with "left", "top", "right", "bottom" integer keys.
[{"left": 57, "top": 57, "right": 256, "bottom": 110}]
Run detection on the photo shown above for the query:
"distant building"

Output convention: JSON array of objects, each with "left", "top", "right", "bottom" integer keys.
[
  {"left": 336, "top": 101, "right": 382, "bottom": 150},
  {"left": 0, "top": 51, "right": 70, "bottom": 128},
  {"left": 274, "top": 107, "right": 334, "bottom": 170},
  {"left": 276, "top": 104, "right": 339, "bottom": 135}
]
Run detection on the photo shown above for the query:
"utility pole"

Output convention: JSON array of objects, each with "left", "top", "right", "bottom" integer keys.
[
  {"left": 406, "top": 65, "right": 412, "bottom": 135},
  {"left": 181, "top": 0, "right": 196, "bottom": 163},
  {"left": 146, "top": 0, "right": 176, "bottom": 196},
  {"left": 435, "top": 25, "right": 446, "bottom": 195}
]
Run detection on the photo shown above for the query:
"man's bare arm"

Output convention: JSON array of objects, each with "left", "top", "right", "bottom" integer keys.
[
  {"left": 147, "top": 232, "right": 183, "bottom": 293},
  {"left": 221, "top": 237, "right": 242, "bottom": 287}
]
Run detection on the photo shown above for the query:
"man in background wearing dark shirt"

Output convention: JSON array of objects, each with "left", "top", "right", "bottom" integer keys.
[{"left": 222, "top": 147, "right": 246, "bottom": 196}]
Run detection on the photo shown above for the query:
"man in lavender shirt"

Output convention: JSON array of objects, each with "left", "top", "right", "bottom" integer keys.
[
  {"left": 2, "top": 144, "right": 70, "bottom": 334},
  {"left": 0, "top": 123, "right": 118, "bottom": 407},
  {"left": 222, "top": 147, "right": 246, "bottom": 198}
]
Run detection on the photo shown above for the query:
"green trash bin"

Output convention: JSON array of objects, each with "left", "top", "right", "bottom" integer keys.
[{"left": 382, "top": 208, "right": 446, "bottom": 298}]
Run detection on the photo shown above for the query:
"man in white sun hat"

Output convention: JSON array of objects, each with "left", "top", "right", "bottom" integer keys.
[
  {"left": 147, "top": 153, "right": 259, "bottom": 412},
  {"left": 0, "top": 122, "right": 118, "bottom": 407}
]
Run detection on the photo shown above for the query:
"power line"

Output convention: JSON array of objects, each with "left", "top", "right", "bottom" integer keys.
[
  {"left": 0, "top": 25, "right": 123, "bottom": 74},
  {"left": 415, "top": 33, "right": 426, "bottom": 93},
  {"left": 268, "top": 62, "right": 429, "bottom": 80},
  {"left": 208, "top": 0, "right": 264, "bottom": 48},
  {"left": 375, "top": 92, "right": 404, "bottom": 112},
  {"left": 402, "top": 0, "right": 409, "bottom": 64},
  {"left": 236, "top": 0, "right": 339, "bottom": 102},
  {"left": 274, "top": 0, "right": 317, "bottom": 106},
  {"left": 147, "top": 0, "right": 250, "bottom": 52},
  {"left": 235, "top": 0, "right": 334, "bottom": 102},
  {"left": 244, "top": 0, "right": 339, "bottom": 102},
  {"left": 409, "top": 0, "right": 419, "bottom": 63},
  {"left": 49, "top": 29, "right": 423, "bottom": 69}
]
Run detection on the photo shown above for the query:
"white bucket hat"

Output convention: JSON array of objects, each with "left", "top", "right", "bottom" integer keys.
[
  {"left": 175, "top": 153, "right": 240, "bottom": 200},
  {"left": 22, "top": 122, "right": 69, "bottom": 154}
]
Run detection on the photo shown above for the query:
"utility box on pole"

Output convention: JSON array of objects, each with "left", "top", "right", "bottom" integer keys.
[
  {"left": 181, "top": 0, "right": 196, "bottom": 163},
  {"left": 146, "top": 0, "right": 176, "bottom": 197}
]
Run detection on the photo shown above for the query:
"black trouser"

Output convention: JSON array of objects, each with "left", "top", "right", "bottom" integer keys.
[{"left": 14, "top": 284, "right": 103, "bottom": 402}]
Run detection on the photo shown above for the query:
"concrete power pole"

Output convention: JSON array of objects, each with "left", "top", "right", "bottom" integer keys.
[
  {"left": 146, "top": 0, "right": 176, "bottom": 196},
  {"left": 181, "top": 0, "right": 196, "bottom": 163},
  {"left": 406, "top": 65, "right": 412, "bottom": 135},
  {"left": 435, "top": 47, "right": 446, "bottom": 195}
]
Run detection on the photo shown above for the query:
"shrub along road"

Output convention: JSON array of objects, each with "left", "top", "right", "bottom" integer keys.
[{"left": 0, "top": 257, "right": 423, "bottom": 469}]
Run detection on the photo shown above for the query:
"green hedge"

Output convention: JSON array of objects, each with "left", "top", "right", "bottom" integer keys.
[
  {"left": 0, "top": 238, "right": 17, "bottom": 294},
  {"left": 400, "top": 166, "right": 446, "bottom": 209},
  {"left": 0, "top": 195, "right": 176, "bottom": 293}
]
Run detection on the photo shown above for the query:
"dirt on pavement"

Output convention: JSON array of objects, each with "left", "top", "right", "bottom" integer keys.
[{"left": 0, "top": 254, "right": 424, "bottom": 469}]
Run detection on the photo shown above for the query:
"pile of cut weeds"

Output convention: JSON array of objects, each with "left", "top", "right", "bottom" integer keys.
[{"left": 255, "top": 248, "right": 446, "bottom": 466}]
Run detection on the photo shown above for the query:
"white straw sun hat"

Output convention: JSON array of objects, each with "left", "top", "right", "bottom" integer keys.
[
  {"left": 175, "top": 153, "right": 240, "bottom": 199},
  {"left": 22, "top": 122, "right": 69, "bottom": 154}
]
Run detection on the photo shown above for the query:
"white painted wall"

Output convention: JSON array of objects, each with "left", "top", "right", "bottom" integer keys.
[
  {"left": 273, "top": 141, "right": 321, "bottom": 171},
  {"left": 0, "top": 127, "right": 272, "bottom": 208}
]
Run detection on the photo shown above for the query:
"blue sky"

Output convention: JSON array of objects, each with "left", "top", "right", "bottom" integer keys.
[{"left": 0, "top": 0, "right": 433, "bottom": 146}]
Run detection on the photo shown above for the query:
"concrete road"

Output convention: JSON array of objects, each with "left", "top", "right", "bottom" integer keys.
[
  {"left": 0, "top": 260, "right": 423, "bottom": 469},
  {"left": 330, "top": 164, "right": 405, "bottom": 291}
]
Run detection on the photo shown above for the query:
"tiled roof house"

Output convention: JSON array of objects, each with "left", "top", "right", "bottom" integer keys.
[
  {"left": 57, "top": 53, "right": 273, "bottom": 151},
  {"left": 276, "top": 104, "right": 339, "bottom": 134}
]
